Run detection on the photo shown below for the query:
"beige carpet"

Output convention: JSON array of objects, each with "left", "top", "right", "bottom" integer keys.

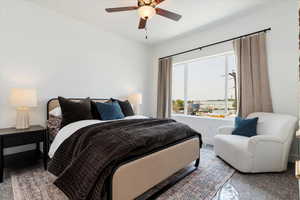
[{"left": 11, "top": 149, "right": 235, "bottom": 200}]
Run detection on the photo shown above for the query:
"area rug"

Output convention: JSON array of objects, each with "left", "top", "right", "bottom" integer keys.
[
  {"left": 151, "top": 148, "right": 235, "bottom": 200},
  {"left": 11, "top": 167, "right": 67, "bottom": 200},
  {"left": 11, "top": 149, "right": 235, "bottom": 200}
]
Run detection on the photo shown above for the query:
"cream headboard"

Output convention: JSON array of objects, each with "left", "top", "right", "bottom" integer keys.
[{"left": 47, "top": 98, "right": 109, "bottom": 119}]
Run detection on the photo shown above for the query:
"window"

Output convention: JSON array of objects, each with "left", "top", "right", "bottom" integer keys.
[{"left": 172, "top": 53, "right": 237, "bottom": 118}]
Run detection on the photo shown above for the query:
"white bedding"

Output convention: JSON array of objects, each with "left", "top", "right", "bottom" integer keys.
[{"left": 48, "top": 115, "right": 148, "bottom": 158}]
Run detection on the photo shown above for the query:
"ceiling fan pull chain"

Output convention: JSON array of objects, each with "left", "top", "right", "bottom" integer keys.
[{"left": 145, "top": 26, "right": 148, "bottom": 39}]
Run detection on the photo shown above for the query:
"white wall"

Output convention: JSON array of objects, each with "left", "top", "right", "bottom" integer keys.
[
  {"left": 0, "top": 0, "right": 152, "bottom": 154},
  {"left": 173, "top": 115, "right": 234, "bottom": 145},
  {"left": 151, "top": 1, "right": 299, "bottom": 159}
]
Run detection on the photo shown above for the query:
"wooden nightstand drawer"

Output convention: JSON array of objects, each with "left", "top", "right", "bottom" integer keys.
[{"left": 2, "top": 131, "right": 44, "bottom": 148}]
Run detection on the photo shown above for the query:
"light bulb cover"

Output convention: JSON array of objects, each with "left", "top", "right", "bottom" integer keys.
[{"left": 138, "top": 6, "right": 156, "bottom": 19}]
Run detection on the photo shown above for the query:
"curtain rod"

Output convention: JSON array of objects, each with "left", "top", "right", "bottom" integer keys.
[{"left": 159, "top": 27, "right": 271, "bottom": 60}]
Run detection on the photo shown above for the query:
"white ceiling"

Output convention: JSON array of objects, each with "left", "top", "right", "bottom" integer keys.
[{"left": 28, "top": 0, "right": 274, "bottom": 44}]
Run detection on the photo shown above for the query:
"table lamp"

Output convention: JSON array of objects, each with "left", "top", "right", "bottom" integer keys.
[
  {"left": 10, "top": 88, "right": 37, "bottom": 129},
  {"left": 129, "top": 93, "right": 142, "bottom": 115}
]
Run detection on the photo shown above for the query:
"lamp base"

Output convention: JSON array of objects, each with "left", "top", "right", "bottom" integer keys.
[{"left": 16, "top": 107, "right": 30, "bottom": 129}]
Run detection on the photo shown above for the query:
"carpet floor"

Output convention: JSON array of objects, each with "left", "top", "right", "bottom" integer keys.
[{"left": 0, "top": 148, "right": 298, "bottom": 200}]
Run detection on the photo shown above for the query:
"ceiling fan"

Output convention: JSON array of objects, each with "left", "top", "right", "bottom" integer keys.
[{"left": 105, "top": 0, "right": 182, "bottom": 29}]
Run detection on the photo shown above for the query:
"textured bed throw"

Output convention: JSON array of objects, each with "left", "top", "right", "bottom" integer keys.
[{"left": 48, "top": 119, "right": 202, "bottom": 200}]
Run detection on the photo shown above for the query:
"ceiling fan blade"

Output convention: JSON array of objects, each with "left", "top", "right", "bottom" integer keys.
[
  {"left": 138, "top": 18, "right": 147, "bottom": 29},
  {"left": 105, "top": 6, "right": 138, "bottom": 12},
  {"left": 156, "top": 8, "right": 182, "bottom": 21},
  {"left": 155, "top": 0, "right": 166, "bottom": 5}
]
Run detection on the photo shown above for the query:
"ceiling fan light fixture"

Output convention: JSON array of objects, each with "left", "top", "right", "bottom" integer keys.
[
  {"left": 138, "top": 6, "right": 156, "bottom": 19},
  {"left": 105, "top": 0, "right": 182, "bottom": 30}
]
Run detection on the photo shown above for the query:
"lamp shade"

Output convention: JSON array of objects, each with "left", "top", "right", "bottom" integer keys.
[
  {"left": 10, "top": 88, "right": 37, "bottom": 107},
  {"left": 129, "top": 93, "right": 142, "bottom": 105}
]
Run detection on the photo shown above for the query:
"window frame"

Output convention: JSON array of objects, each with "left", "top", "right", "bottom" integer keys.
[{"left": 172, "top": 51, "right": 236, "bottom": 117}]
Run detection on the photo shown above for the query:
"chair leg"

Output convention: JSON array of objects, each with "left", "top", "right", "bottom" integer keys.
[{"left": 194, "top": 158, "right": 200, "bottom": 169}]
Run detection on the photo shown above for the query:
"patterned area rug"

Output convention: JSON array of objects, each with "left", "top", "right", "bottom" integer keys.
[
  {"left": 155, "top": 148, "right": 235, "bottom": 200},
  {"left": 11, "top": 167, "right": 67, "bottom": 200},
  {"left": 11, "top": 149, "right": 235, "bottom": 200}
]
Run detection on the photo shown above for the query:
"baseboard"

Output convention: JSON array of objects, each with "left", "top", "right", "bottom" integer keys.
[{"left": 289, "top": 153, "right": 299, "bottom": 163}]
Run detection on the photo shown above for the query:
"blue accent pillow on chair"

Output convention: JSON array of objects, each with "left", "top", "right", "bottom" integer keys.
[
  {"left": 95, "top": 102, "right": 125, "bottom": 120},
  {"left": 232, "top": 117, "right": 259, "bottom": 137}
]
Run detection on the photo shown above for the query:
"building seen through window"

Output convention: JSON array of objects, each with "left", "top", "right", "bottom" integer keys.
[{"left": 172, "top": 53, "right": 237, "bottom": 118}]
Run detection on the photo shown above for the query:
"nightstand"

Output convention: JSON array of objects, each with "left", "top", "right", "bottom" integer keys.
[{"left": 0, "top": 125, "right": 47, "bottom": 183}]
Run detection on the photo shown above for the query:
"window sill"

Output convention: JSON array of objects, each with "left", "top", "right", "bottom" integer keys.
[{"left": 171, "top": 114, "right": 235, "bottom": 121}]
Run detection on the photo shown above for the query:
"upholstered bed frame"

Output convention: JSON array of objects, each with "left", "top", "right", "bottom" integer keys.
[{"left": 46, "top": 98, "right": 200, "bottom": 200}]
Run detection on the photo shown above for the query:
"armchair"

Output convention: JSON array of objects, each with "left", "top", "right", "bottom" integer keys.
[{"left": 214, "top": 112, "right": 297, "bottom": 173}]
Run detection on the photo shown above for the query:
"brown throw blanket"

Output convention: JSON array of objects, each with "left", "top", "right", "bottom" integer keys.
[{"left": 48, "top": 118, "right": 201, "bottom": 200}]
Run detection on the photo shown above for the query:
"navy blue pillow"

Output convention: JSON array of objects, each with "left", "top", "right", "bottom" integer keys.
[
  {"left": 95, "top": 102, "right": 125, "bottom": 120},
  {"left": 232, "top": 117, "right": 259, "bottom": 137}
]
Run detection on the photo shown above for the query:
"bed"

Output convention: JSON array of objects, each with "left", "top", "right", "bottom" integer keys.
[{"left": 46, "top": 98, "right": 201, "bottom": 200}]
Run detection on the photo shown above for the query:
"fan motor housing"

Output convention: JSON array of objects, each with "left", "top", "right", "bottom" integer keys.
[{"left": 138, "top": 0, "right": 157, "bottom": 7}]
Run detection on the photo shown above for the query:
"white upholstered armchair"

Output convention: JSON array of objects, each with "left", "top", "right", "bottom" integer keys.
[{"left": 214, "top": 112, "right": 297, "bottom": 173}]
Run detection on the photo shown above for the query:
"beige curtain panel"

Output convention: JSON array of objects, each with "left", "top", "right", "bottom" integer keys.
[
  {"left": 157, "top": 57, "right": 172, "bottom": 118},
  {"left": 233, "top": 32, "right": 273, "bottom": 117}
]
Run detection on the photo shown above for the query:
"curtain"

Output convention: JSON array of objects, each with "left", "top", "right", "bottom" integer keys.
[
  {"left": 157, "top": 57, "right": 172, "bottom": 118},
  {"left": 233, "top": 32, "right": 273, "bottom": 117}
]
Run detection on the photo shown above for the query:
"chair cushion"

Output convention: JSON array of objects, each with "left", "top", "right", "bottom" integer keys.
[
  {"left": 232, "top": 117, "right": 258, "bottom": 137},
  {"left": 215, "top": 135, "right": 250, "bottom": 153}
]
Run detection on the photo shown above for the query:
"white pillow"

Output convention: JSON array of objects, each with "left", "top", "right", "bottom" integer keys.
[{"left": 49, "top": 107, "right": 62, "bottom": 117}]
